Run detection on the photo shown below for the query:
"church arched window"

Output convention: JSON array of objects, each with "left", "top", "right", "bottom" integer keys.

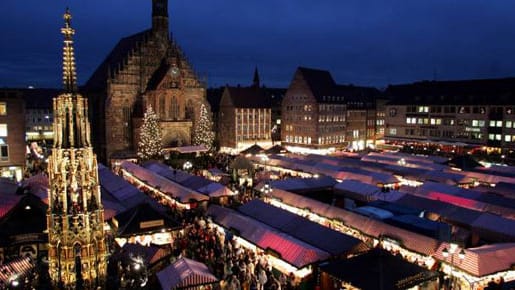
[
  {"left": 160, "top": 96, "right": 166, "bottom": 119},
  {"left": 171, "top": 96, "right": 179, "bottom": 120},
  {"left": 185, "top": 100, "right": 194, "bottom": 121}
]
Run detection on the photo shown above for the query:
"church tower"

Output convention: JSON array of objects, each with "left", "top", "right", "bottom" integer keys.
[
  {"left": 47, "top": 9, "right": 108, "bottom": 289},
  {"left": 152, "top": 0, "right": 169, "bottom": 37}
]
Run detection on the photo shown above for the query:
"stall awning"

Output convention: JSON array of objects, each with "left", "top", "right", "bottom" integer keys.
[
  {"left": 120, "top": 161, "right": 209, "bottom": 203},
  {"left": 319, "top": 248, "right": 438, "bottom": 290},
  {"left": 266, "top": 188, "right": 439, "bottom": 256},
  {"left": 238, "top": 200, "right": 364, "bottom": 256},
  {"left": 434, "top": 242, "right": 515, "bottom": 277},
  {"left": 157, "top": 257, "right": 218, "bottom": 290},
  {"left": 143, "top": 161, "right": 235, "bottom": 197},
  {"left": 207, "top": 205, "right": 330, "bottom": 268},
  {"left": 0, "top": 257, "right": 34, "bottom": 285},
  {"left": 114, "top": 202, "right": 180, "bottom": 237}
]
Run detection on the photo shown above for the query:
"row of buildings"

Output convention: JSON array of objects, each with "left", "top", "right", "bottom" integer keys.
[
  {"left": 3, "top": 68, "right": 515, "bottom": 180},
  {"left": 214, "top": 67, "right": 515, "bottom": 158},
  {"left": 1, "top": 0, "right": 515, "bottom": 180}
]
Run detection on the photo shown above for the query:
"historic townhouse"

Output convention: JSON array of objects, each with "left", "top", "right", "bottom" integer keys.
[
  {"left": 384, "top": 78, "right": 515, "bottom": 153},
  {"left": 281, "top": 67, "right": 379, "bottom": 153}
]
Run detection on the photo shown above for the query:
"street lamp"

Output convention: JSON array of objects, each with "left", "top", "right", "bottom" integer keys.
[
  {"left": 183, "top": 161, "right": 193, "bottom": 171},
  {"left": 261, "top": 155, "right": 269, "bottom": 175},
  {"left": 261, "top": 181, "right": 272, "bottom": 200},
  {"left": 442, "top": 243, "right": 466, "bottom": 289}
]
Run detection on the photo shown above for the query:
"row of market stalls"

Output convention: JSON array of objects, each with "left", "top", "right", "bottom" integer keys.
[
  {"left": 257, "top": 175, "right": 515, "bottom": 244},
  {"left": 206, "top": 199, "right": 443, "bottom": 289},
  {"left": 251, "top": 151, "right": 515, "bottom": 189},
  {"left": 142, "top": 161, "right": 236, "bottom": 203},
  {"left": 119, "top": 161, "right": 210, "bottom": 210},
  {"left": 258, "top": 186, "right": 515, "bottom": 289}
]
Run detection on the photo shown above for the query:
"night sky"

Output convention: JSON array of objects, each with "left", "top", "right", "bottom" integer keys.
[{"left": 2, "top": 0, "right": 515, "bottom": 89}]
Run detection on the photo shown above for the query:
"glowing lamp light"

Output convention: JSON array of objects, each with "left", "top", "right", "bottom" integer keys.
[
  {"left": 458, "top": 249, "right": 466, "bottom": 260},
  {"left": 134, "top": 263, "right": 141, "bottom": 271},
  {"left": 442, "top": 247, "right": 449, "bottom": 258}
]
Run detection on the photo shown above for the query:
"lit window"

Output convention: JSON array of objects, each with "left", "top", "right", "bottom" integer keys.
[
  {"left": 389, "top": 128, "right": 397, "bottom": 135},
  {"left": 495, "top": 134, "right": 502, "bottom": 141},
  {"left": 506, "top": 121, "right": 512, "bottom": 128},
  {"left": 472, "top": 120, "right": 478, "bottom": 127},
  {"left": 0, "top": 124, "right": 7, "bottom": 137},
  {"left": 505, "top": 135, "right": 511, "bottom": 142},
  {"left": 496, "top": 121, "right": 503, "bottom": 127},
  {"left": 489, "top": 120, "right": 496, "bottom": 127},
  {"left": 488, "top": 134, "right": 495, "bottom": 140},
  {"left": 0, "top": 102, "right": 6, "bottom": 115}
]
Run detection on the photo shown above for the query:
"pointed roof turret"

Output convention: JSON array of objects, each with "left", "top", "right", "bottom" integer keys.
[
  {"left": 61, "top": 8, "right": 78, "bottom": 93},
  {"left": 252, "top": 66, "right": 260, "bottom": 88}
]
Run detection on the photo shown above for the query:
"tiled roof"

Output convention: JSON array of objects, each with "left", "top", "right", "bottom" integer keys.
[
  {"left": 21, "top": 88, "right": 60, "bottom": 109},
  {"left": 225, "top": 86, "right": 271, "bottom": 108},
  {"left": 385, "top": 77, "right": 515, "bottom": 105},
  {"left": 85, "top": 30, "right": 150, "bottom": 90},
  {"left": 296, "top": 67, "right": 379, "bottom": 103}
]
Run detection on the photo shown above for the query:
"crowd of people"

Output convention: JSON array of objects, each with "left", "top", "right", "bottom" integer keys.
[{"left": 172, "top": 215, "right": 299, "bottom": 290}]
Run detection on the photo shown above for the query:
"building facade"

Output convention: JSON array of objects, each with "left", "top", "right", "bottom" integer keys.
[
  {"left": 46, "top": 10, "right": 107, "bottom": 289},
  {"left": 0, "top": 89, "right": 25, "bottom": 181},
  {"left": 86, "top": 0, "right": 209, "bottom": 162},
  {"left": 218, "top": 82, "right": 272, "bottom": 152},
  {"left": 24, "top": 89, "right": 59, "bottom": 143},
  {"left": 281, "top": 67, "right": 379, "bottom": 154},
  {"left": 384, "top": 79, "right": 515, "bottom": 153}
]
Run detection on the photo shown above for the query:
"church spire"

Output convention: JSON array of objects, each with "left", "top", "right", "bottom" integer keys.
[
  {"left": 152, "top": 0, "right": 169, "bottom": 37},
  {"left": 252, "top": 66, "right": 260, "bottom": 88},
  {"left": 61, "top": 8, "right": 78, "bottom": 92}
]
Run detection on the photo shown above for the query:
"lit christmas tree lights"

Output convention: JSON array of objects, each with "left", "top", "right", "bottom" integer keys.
[
  {"left": 192, "top": 103, "right": 214, "bottom": 150},
  {"left": 138, "top": 105, "right": 163, "bottom": 161}
]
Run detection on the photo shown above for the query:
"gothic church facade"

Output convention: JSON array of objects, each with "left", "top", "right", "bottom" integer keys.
[{"left": 86, "top": 0, "right": 209, "bottom": 162}]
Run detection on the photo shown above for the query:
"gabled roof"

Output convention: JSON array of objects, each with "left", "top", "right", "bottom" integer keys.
[
  {"left": 319, "top": 248, "right": 438, "bottom": 290},
  {"left": 295, "top": 67, "right": 379, "bottom": 103},
  {"left": 240, "top": 144, "right": 264, "bottom": 155},
  {"left": 85, "top": 30, "right": 151, "bottom": 91},
  {"left": 434, "top": 242, "right": 515, "bottom": 277},
  {"left": 157, "top": 257, "right": 219, "bottom": 290},
  {"left": 114, "top": 202, "right": 180, "bottom": 236},
  {"left": 224, "top": 86, "right": 271, "bottom": 108},
  {"left": 21, "top": 88, "right": 60, "bottom": 109},
  {"left": 0, "top": 194, "right": 47, "bottom": 242}
]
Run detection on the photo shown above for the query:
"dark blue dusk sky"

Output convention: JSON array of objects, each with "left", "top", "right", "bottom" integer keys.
[{"left": 2, "top": 1, "right": 515, "bottom": 89}]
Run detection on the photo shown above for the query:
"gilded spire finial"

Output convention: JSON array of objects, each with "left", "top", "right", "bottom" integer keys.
[{"left": 61, "top": 7, "right": 77, "bottom": 92}]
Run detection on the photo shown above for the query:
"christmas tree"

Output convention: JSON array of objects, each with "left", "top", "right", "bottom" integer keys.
[
  {"left": 138, "top": 105, "right": 162, "bottom": 161},
  {"left": 192, "top": 103, "right": 215, "bottom": 150}
]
